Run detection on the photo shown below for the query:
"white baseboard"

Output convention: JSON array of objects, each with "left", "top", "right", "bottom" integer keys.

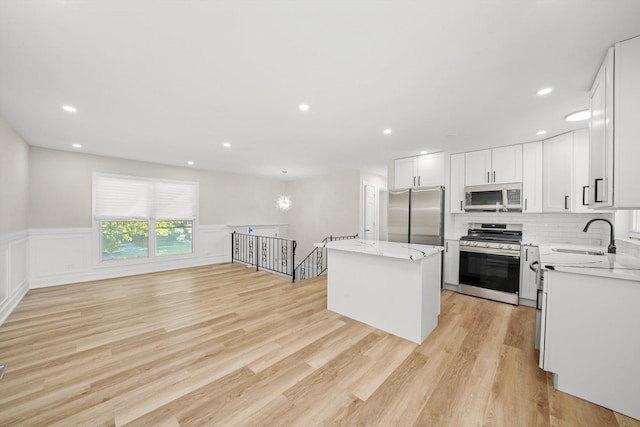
[{"left": 29, "top": 255, "right": 229, "bottom": 288}]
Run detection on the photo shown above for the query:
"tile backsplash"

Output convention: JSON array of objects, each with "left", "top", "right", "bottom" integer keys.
[
  {"left": 447, "top": 212, "right": 614, "bottom": 247},
  {"left": 617, "top": 239, "right": 640, "bottom": 258}
]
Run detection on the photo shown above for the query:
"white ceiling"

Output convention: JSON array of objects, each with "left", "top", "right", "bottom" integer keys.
[{"left": 1, "top": 1, "right": 640, "bottom": 179}]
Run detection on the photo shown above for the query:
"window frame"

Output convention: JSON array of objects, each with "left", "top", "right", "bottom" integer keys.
[
  {"left": 92, "top": 173, "right": 199, "bottom": 266},
  {"left": 631, "top": 210, "right": 640, "bottom": 240}
]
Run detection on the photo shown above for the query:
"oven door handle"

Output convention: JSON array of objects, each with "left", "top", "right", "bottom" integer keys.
[{"left": 459, "top": 246, "right": 520, "bottom": 257}]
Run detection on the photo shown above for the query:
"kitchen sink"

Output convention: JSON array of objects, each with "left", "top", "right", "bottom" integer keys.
[{"left": 552, "top": 248, "right": 606, "bottom": 256}]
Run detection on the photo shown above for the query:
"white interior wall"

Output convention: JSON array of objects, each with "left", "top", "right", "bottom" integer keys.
[
  {"left": 284, "top": 170, "right": 361, "bottom": 257},
  {"left": 0, "top": 117, "right": 30, "bottom": 323},
  {"left": 28, "top": 147, "right": 288, "bottom": 228}
]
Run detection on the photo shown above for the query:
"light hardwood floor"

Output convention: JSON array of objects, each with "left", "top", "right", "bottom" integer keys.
[{"left": 0, "top": 263, "right": 638, "bottom": 426}]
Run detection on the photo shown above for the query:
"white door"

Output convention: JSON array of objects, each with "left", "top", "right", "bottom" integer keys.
[{"left": 363, "top": 183, "right": 378, "bottom": 241}]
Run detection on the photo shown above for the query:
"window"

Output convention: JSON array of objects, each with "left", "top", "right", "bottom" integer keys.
[
  {"left": 632, "top": 210, "right": 640, "bottom": 239},
  {"left": 93, "top": 174, "right": 198, "bottom": 262}
]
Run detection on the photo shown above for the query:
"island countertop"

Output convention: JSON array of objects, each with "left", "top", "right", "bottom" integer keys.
[{"left": 321, "top": 239, "right": 443, "bottom": 261}]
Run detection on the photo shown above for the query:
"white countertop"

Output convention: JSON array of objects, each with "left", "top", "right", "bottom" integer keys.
[
  {"left": 539, "top": 243, "right": 640, "bottom": 282},
  {"left": 321, "top": 239, "right": 443, "bottom": 261}
]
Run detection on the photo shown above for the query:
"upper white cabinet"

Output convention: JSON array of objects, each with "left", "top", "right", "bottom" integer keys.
[
  {"left": 464, "top": 149, "right": 493, "bottom": 186},
  {"left": 394, "top": 152, "right": 445, "bottom": 189},
  {"left": 465, "top": 145, "right": 522, "bottom": 186},
  {"left": 572, "top": 129, "right": 592, "bottom": 213},
  {"left": 589, "top": 35, "right": 640, "bottom": 209},
  {"left": 543, "top": 133, "right": 573, "bottom": 212},
  {"left": 589, "top": 47, "right": 614, "bottom": 208},
  {"left": 522, "top": 141, "right": 543, "bottom": 213},
  {"left": 449, "top": 153, "right": 465, "bottom": 213}
]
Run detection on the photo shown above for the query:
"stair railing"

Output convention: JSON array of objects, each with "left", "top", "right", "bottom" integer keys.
[
  {"left": 293, "top": 234, "right": 358, "bottom": 281},
  {"left": 231, "top": 232, "right": 297, "bottom": 282}
]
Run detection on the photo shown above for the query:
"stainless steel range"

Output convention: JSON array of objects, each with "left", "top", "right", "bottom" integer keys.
[{"left": 459, "top": 223, "right": 523, "bottom": 305}]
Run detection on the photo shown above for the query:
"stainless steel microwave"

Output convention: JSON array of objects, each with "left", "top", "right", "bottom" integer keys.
[{"left": 464, "top": 183, "right": 522, "bottom": 212}]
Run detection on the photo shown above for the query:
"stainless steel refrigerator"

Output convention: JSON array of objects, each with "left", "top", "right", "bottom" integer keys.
[{"left": 387, "top": 186, "right": 444, "bottom": 246}]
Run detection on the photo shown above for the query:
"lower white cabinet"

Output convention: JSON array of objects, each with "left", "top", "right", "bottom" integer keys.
[
  {"left": 542, "top": 270, "right": 640, "bottom": 420},
  {"left": 519, "top": 245, "right": 539, "bottom": 301},
  {"left": 443, "top": 239, "right": 459, "bottom": 285}
]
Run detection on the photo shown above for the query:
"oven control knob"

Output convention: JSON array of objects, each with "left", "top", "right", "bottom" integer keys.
[
  {"left": 499, "top": 244, "right": 505, "bottom": 249},
  {"left": 482, "top": 242, "right": 489, "bottom": 248}
]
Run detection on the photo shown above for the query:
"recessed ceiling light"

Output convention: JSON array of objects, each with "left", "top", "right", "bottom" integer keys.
[
  {"left": 383, "top": 129, "right": 392, "bottom": 135},
  {"left": 187, "top": 161, "right": 194, "bottom": 166},
  {"left": 71, "top": 143, "right": 82, "bottom": 148},
  {"left": 62, "top": 105, "right": 77, "bottom": 113},
  {"left": 420, "top": 150, "right": 427, "bottom": 155},
  {"left": 223, "top": 142, "right": 231, "bottom": 148},
  {"left": 565, "top": 109, "right": 590, "bottom": 122},
  {"left": 536, "top": 130, "right": 547, "bottom": 136},
  {"left": 298, "top": 104, "right": 309, "bottom": 111},
  {"left": 537, "top": 88, "right": 553, "bottom": 96}
]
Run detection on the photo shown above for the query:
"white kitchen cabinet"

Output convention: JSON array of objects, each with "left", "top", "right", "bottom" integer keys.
[
  {"left": 522, "top": 141, "right": 543, "bottom": 213},
  {"left": 572, "top": 129, "right": 592, "bottom": 213},
  {"left": 543, "top": 133, "right": 573, "bottom": 212},
  {"left": 394, "top": 157, "right": 417, "bottom": 189},
  {"left": 449, "top": 153, "right": 465, "bottom": 213},
  {"left": 589, "top": 47, "right": 614, "bottom": 208},
  {"left": 443, "top": 239, "right": 459, "bottom": 286},
  {"left": 542, "top": 269, "right": 640, "bottom": 420},
  {"left": 465, "top": 145, "right": 522, "bottom": 186},
  {"left": 394, "top": 153, "right": 445, "bottom": 189},
  {"left": 491, "top": 145, "right": 523, "bottom": 184},
  {"left": 464, "top": 149, "right": 493, "bottom": 186},
  {"left": 589, "top": 35, "right": 640, "bottom": 209},
  {"left": 519, "top": 245, "right": 539, "bottom": 302}
]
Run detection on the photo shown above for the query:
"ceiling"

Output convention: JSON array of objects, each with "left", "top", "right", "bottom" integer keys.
[{"left": 1, "top": 1, "right": 640, "bottom": 179}]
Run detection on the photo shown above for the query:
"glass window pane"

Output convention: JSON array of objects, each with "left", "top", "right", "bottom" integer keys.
[
  {"left": 155, "top": 220, "right": 193, "bottom": 256},
  {"left": 101, "top": 221, "right": 149, "bottom": 261}
]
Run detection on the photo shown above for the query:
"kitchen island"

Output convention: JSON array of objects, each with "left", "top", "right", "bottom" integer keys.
[
  {"left": 538, "top": 244, "right": 640, "bottom": 421},
  {"left": 323, "top": 239, "right": 443, "bottom": 344}
]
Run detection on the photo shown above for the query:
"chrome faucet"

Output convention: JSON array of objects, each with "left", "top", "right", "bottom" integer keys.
[{"left": 582, "top": 218, "right": 616, "bottom": 254}]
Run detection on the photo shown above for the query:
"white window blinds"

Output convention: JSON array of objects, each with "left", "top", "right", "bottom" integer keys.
[{"left": 93, "top": 174, "right": 197, "bottom": 220}]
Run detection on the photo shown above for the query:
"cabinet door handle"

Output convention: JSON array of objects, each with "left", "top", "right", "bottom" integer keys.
[
  {"left": 594, "top": 178, "right": 603, "bottom": 203},
  {"left": 582, "top": 186, "right": 589, "bottom": 206},
  {"left": 564, "top": 195, "right": 569, "bottom": 210},
  {"left": 460, "top": 200, "right": 463, "bottom": 211},
  {"left": 524, "top": 198, "right": 528, "bottom": 211},
  {"left": 445, "top": 241, "right": 449, "bottom": 252},
  {"left": 525, "top": 248, "right": 528, "bottom": 262},
  {"left": 493, "top": 171, "right": 496, "bottom": 182},
  {"left": 418, "top": 176, "right": 421, "bottom": 187},
  {"left": 413, "top": 176, "right": 416, "bottom": 187},
  {"left": 487, "top": 171, "right": 490, "bottom": 183}
]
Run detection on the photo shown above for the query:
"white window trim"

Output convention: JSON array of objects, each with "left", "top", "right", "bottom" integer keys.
[
  {"left": 92, "top": 173, "right": 199, "bottom": 266},
  {"left": 630, "top": 210, "right": 640, "bottom": 240}
]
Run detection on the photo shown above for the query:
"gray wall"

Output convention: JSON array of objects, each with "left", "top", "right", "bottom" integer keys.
[
  {"left": 28, "top": 147, "right": 289, "bottom": 228},
  {"left": 0, "top": 118, "right": 29, "bottom": 235},
  {"left": 285, "top": 170, "right": 361, "bottom": 256}
]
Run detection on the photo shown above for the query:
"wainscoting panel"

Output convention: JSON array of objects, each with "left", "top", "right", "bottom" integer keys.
[
  {"left": 0, "top": 230, "right": 29, "bottom": 325},
  {"left": 28, "top": 225, "right": 235, "bottom": 289}
]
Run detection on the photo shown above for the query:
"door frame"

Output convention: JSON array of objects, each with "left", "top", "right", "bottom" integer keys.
[{"left": 362, "top": 181, "right": 380, "bottom": 241}]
